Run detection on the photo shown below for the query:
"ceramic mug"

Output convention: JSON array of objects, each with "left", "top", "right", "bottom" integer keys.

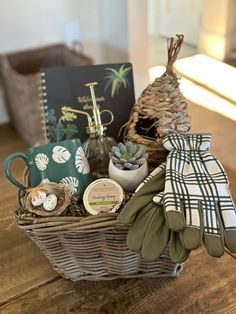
[{"left": 4, "top": 139, "right": 92, "bottom": 195}]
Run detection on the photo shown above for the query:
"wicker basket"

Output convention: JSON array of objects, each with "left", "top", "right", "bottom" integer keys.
[
  {"left": 0, "top": 43, "right": 93, "bottom": 145},
  {"left": 16, "top": 188, "right": 183, "bottom": 281}
]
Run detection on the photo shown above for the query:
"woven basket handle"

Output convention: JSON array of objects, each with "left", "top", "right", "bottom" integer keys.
[{"left": 4, "top": 152, "right": 30, "bottom": 191}]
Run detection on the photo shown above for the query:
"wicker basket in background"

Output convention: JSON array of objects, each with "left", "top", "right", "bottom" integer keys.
[{"left": 0, "top": 43, "right": 93, "bottom": 145}]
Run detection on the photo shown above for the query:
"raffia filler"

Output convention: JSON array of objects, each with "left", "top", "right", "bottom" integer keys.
[{"left": 124, "top": 35, "right": 191, "bottom": 166}]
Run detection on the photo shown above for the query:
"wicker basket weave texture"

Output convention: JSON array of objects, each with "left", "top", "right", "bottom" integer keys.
[
  {"left": 23, "top": 222, "right": 182, "bottom": 281},
  {"left": 17, "top": 212, "right": 182, "bottom": 281},
  {"left": 0, "top": 43, "right": 93, "bottom": 145},
  {"left": 16, "top": 174, "right": 183, "bottom": 281}
]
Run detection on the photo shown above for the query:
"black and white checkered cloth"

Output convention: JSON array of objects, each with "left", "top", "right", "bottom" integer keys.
[{"left": 163, "top": 133, "right": 236, "bottom": 255}]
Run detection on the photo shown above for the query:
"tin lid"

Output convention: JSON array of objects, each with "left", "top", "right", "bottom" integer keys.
[{"left": 83, "top": 178, "right": 124, "bottom": 215}]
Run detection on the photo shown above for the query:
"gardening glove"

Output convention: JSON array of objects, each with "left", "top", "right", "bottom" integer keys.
[
  {"left": 169, "top": 231, "right": 191, "bottom": 263},
  {"left": 119, "top": 163, "right": 167, "bottom": 259},
  {"left": 119, "top": 164, "right": 190, "bottom": 263},
  {"left": 128, "top": 192, "right": 169, "bottom": 261},
  {"left": 163, "top": 133, "right": 236, "bottom": 257},
  {"left": 152, "top": 192, "right": 190, "bottom": 263},
  {"left": 119, "top": 162, "right": 166, "bottom": 225}
]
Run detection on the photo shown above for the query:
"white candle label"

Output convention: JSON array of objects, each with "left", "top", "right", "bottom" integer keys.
[{"left": 83, "top": 179, "right": 124, "bottom": 215}]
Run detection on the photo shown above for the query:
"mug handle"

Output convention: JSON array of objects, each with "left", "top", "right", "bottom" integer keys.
[{"left": 4, "top": 152, "right": 30, "bottom": 191}]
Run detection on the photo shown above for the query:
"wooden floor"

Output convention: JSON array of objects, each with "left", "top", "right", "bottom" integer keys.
[{"left": 1, "top": 102, "right": 236, "bottom": 314}]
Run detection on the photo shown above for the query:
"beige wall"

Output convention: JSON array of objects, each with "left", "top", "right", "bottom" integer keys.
[
  {"left": 0, "top": 0, "right": 128, "bottom": 124},
  {"left": 0, "top": 0, "right": 84, "bottom": 123},
  {"left": 128, "top": 0, "right": 149, "bottom": 97},
  {"left": 100, "top": 0, "right": 128, "bottom": 63},
  {"left": 0, "top": 0, "right": 74, "bottom": 53},
  {"left": 148, "top": 0, "right": 203, "bottom": 46},
  {"left": 148, "top": 0, "right": 161, "bottom": 35},
  {"left": 0, "top": 0, "right": 128, "bottom": 63},
  {"left": 198, "top": 0, "right": 236, "bottom": 60}
]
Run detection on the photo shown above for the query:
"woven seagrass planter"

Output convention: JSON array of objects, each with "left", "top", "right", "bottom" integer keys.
[
  {"left": 124, "top": 35, "right": 191, "bottom": 167},
  {"left": 15, "top": 187, "right": 183, "bottom": 281}
]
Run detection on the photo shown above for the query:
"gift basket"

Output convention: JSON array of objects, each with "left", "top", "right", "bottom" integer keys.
[
  {"left": 16, "top": 185, "right": 182, "bottom": 281},
  {"left": 5, "top": 35, "right": 236, "bottom": 282}
]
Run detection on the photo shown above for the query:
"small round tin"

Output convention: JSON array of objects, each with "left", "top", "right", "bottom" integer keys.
[{"left": 83, "top": 178, "right": 125, "bottom": 215}]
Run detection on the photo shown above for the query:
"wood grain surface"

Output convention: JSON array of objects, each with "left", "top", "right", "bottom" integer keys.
[
  {"left": 0, "top": 101, "right": 236, "bottom": 314},
  {"left": 0, "top": 125, "right": 58, "bottom": 306}
]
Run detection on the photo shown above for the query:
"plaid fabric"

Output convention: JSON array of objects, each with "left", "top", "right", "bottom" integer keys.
[
  {"left": 153, "top": 191, "right": 164, "bottom": 204},
  {"left": 163, "top": 133, "right": 236, "bottom": 240}
]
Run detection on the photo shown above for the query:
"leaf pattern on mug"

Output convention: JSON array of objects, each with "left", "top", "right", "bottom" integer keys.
[
  {"left": 75, "top": 147, "right": 90, "bottom": 174},
  {"left": 60, "top": 176, "right": 79, "bottom": 195},
  {"left": 35, "top": 153, "right": 49, "bottom": 171},
  {"left": 52, "top": 146, "right": 71, "bottom": 163}
]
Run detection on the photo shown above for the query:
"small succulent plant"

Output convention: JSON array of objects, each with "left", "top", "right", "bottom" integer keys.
[{"left": 109, "top": 141, "right": 148, "bottom": 170}]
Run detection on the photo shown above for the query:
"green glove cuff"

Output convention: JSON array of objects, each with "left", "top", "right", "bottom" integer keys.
[{"left": 119, "top": 167, "right": 165, "bottom": 224}]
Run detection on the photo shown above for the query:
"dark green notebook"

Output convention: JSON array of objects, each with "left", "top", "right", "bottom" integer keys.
[{"left": 40, "top": 63, "right": 135, "bottom": 143}]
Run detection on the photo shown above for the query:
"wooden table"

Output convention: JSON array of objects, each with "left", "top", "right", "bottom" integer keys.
[{"left": 1, "top": 102, "right": 236, "bottom": 313}]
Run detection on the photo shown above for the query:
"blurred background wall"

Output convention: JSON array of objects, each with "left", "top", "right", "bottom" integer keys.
[
  {"left": 0, "top": 0, "right": 128, "bottom": 63},
  {"left": 0, "top": 0, "right": 236, "bottom": 126},
  {"left": 0, "top": 0, "right": 128, "bottom": 124}
]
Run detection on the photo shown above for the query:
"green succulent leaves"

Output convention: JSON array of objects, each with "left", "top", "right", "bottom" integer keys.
[{"left": 109, "top": 141, "right": 148, "bottom": 170}]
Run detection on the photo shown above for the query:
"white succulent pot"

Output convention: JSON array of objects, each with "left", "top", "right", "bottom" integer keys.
[{"left": 108, "top": 159, "right": 148, "bottom": 192}]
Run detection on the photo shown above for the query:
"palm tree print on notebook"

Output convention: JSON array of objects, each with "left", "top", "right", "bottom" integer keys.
[
  {"left": 104, "top": 64, "right": 132, "bottom": 97},
  {"left": 40, "top": 63, "right": 135, "bottom": 142}
]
